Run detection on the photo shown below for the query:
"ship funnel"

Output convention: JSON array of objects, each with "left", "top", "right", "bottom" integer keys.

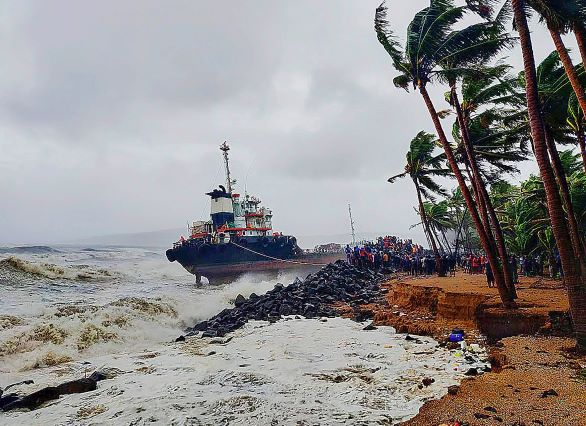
[{"left": 206, "top": 186, "right": 235, "bottom": 230}]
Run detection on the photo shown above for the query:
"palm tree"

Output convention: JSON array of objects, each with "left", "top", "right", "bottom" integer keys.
[
  {"left": 447, "top": 188, "right": 472, "bottom": 256},
  {"left": 450, "top": 65, "right": 525, "bottom": 297},
  {"left": 423, "top": 200, "right": 456, "bottom": 255},
  {"left": 527, "top": 1, "right": 586, "bottom": 144},
  {"left": 374, "top": 0, "right": 517, "bottom": 307},
  {"left": 388, "top": 131, "right": 451, "bottom": 275},
  {"left": 511, "top": 0, "right": 586, "bottom": 348},
  {"left": 531, "top": 51, "right": 586, "bottom": 261}
]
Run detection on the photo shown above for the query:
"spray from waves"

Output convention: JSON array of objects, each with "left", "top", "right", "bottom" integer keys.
[
  {"left": 0, "top": 297, "right": 180, "bottom": 372},
  {"left": 176, "top": 270, "right": 308, "bottom": 327},
  {"left": 0, "top": 256, "right": 118, "bottom": 281},
  {"left": 0, "top": 270, "right": 308, "bottom": 373}
]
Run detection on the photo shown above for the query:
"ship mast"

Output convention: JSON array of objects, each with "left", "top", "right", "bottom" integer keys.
[
  {"left": 348, "top": 203, "right": 356, "bottom": 245},
  {"left": 220, "top": 141, "right": 233, "bottom": 194}
]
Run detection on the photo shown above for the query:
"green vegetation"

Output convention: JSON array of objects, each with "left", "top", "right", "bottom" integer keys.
[{"left": 374, "top": 0, "right": 586, "bottom": 348}]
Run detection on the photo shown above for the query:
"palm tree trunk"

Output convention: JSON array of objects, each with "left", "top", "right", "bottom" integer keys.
[
  {"left": 544, "top": 128, "right": 586, "bottom": 261},
  {"left": 465, "top": 164, "right": 498, "bottom": 256},
  {"left": 550, "top": 29, "right": 586, "bottom": 132},
  {"left": 454, "top": 210, "right": 466, "bottom": 257},
  {"left": 573, "top": 24, "right": 586, "bottom": 67},
  {"left": 419, "top": 85, "right": 515, "bottom": 307},
  {"left": 452, "top": 87, "right": 517, "bottom": 298},
  {"left": 513, "top": 0, "right": 586, "bottom": 348},
  {"left": 432, "top": 225, "right": 445, "bottom": 253},
  {"left": 415, "top": 180, "right": 444, "bottom": 276},
  {"left": 440, "top": 228, "right": 453, "bottom": 255}
]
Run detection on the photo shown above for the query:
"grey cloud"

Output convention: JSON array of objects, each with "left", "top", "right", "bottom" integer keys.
[{"left": 0, "top": 1, "right": 579, "bottom": 244}]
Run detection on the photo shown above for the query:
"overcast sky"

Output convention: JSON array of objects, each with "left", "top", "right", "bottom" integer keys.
[{"left": 0, "top": 1, "right": 580, "bottom": 246}]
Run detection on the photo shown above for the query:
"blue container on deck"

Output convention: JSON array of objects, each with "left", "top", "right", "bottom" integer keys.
[{"left": 448, "top": 328, "right": 465, "bottom": 342}]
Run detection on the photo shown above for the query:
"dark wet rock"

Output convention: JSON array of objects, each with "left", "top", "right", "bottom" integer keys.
[
  {"left": 2, "top": 377, "right": 100, "bottom": 412},
  {"left": 484, "top": 406, "right": 497, "bottom": 413},
  {"left": 474, "top": 413, "right": 491, "bottom": 419},
  {"left": 2, "top": 387, "right": 61, "bottom": 411},
  {"left": 56, "top": 378, "right": 97, "bottom": 395},
  {"left": 465, "top": 367, "right": 478, "bottom": 376},
  {"left": 183, "top": 260, "right": 385, "bottom": 338},
  {"left": 541, "top": 389, "right": 558, "bottom": 398},
  {"left": 447, "top": 385, "right": 459, "bottom": 395},
  {"left": 234, "top": 294, "right": 246, "bottom": 307},
  {"left": 422, "top": 377, "right": 435, "bottom": 387},
  {"left": 175, "top": 335, "right": 186, "bottom": 342},
  {"left": 0, "top": 394, "right": 19, "bottom": 409}
]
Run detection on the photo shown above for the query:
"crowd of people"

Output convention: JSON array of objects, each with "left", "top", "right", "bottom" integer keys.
[
  {"left": 344, "top": 236, "right": 563, "bottom": 288},
  {"left": 460, "top": 253, "right": 563, "bottom": 286},
  {"left": 344, "top": 235, "right": 457, "bottom": 277}
]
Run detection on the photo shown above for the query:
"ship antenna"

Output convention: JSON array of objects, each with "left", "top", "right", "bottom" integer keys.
[
  {"left": 348, "top": 203, "right": 356, "bottom": 245},
  {"left": 220, "top": 141, "right": 233, "bottom": 193}
]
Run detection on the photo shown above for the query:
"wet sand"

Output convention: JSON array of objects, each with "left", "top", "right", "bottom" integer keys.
[{"left": 363, "top": 272, "right": 585, "bottom": 426}]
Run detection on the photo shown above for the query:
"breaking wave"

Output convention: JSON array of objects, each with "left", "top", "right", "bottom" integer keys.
[
  {"left": 0, "top": 246, "right": 61, "bottom": 254},
  {"left": 0, "top": 256, "right": 117, "bottom": 281},
  {"left": 0, "top": 297, "right": 182, "bottom": 372}
]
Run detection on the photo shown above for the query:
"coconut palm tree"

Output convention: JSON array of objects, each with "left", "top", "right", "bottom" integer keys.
[
  {"left": 423, "top": 200, "right": 456, "bottom": 255},
  {"left": 374, "top": 0, "right": 517, "bottom": 306},
  {"left": 531, "top": 51, "right": 586, "bottom": 261},
  {"left": 388, "top": 131, "right": 451, "bottom": 275},
  {"left": 527, "top": 1, "right": 586, "bottom": 146},
  {"left": 448, "top": 188, "right": 475, "bottom": 256},
  {"left": 511, "top": 0, "right": 586, "bottom": 348},
  {"left": 449, "top": 65, "right": 526, "bottom": 296}
]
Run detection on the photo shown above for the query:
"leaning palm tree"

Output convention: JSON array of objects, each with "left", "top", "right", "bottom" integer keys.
[
  {"left": 374, "top": 0, "right": 517, "bottom": 306},
  {"left": 423, "top": 200, "right": 455, "bottom": 255},
  {"left": 531, "top": 51, "right": 586, "bottom": 262},
  {"left": 388, "top": 131, "right": 451, "bottom": 275},
  {"left": 510, "top": 0, "right": 586, "bottom": 349},
  {"left": 450, "top": 64, "right": 525, "bottom": 297},
  {"left": 447, "top": 188, "right": 472, "bottom": 256},
  {"left": 527, "top": 0, "right": 586, "bottom": 142}
]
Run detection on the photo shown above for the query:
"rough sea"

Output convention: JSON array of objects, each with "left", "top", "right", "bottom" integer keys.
[{"left": 0, "top": 246, "right": 483, "bottom": 425}]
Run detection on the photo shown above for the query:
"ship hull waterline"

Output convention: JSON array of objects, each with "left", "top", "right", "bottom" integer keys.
[{"left": 166, "top": 242, "right": 344, "bottom": 283}]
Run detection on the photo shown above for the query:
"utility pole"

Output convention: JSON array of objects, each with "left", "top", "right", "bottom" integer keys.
[
  {"left": 220, "top": 141, "right": 233, "bottom": 193},
  {"left": 348, "top": 203, "right": 356, "bottom": 245}
]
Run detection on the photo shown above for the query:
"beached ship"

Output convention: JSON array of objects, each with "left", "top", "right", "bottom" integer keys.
[{"left": 166, "top": 143, "right": 343, "bottom": 283}]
